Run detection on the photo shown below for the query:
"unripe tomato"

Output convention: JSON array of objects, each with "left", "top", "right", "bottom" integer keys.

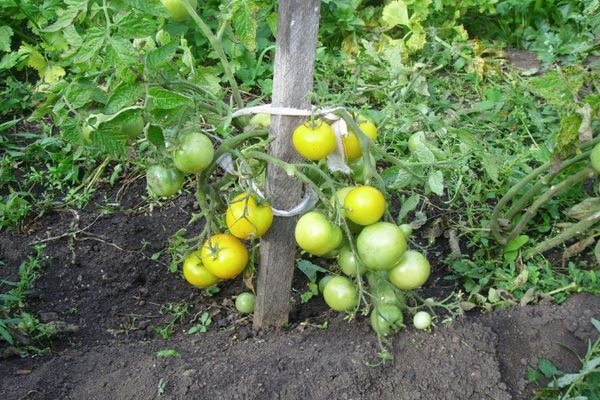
[
  {"left": 323, "top": 276, "right": 358, "bottom": 311},
  {"left": 338, "top": 245, "right": 366, "bottom": 277},
  {"left": 173, "top": 132, "right": 214, "bottom": 174},
  {"left": 120, "top": 111, "right": 145, "bottom": 139},
  {"left": 331, "top": 187, "right": 363, "bottom": 233},
  {"left": 388, "top": 250, "right": 431, "bottom": 290},
  {"left": 344, "top": 186, "right": 386, "bottom": 225},
  {"left": 226, "top": 193, "right": 274, "bottom": 240},
  {"left": 348, "top": 153, "right": 376, "bottom": 183},
  {"left": 160, "top": 0, "right": 198, "bottom": 21},
  {"left": 343, "top": 116, "right": 378, "bottom": 161},
  {"left": 318, "top": 275, "right": 334, "bottom": 293},
  {"left": 200, "top": 233, "right": 249, "bottom": 279},
  {"left": 407, "top": 131, "right": 425, "bottom": 154},
  {"left": 399, "top": 224, "right": 413, "bottom": 238},
  {"left": 591, "top": 143, "right": 600, "bottom": 173},
  {"left": 292, "top": 120, "right": 336, "bottom": 161},
  {"left": 357, "top": 222, "right": 407, "bottom": 271},
  {"left": 249, "top": 113, "right": 271, "bottom": 127},
  {"left": 294, "top": 211, "right": 343, "bottom": 256},
  {"left": 235, "top": 292, "right": 256, "bottom": 314},
  {"left": 370, "top": 304, "right": 403, "bottom": 336},
  {"left": 413, "top": 311, "right": 432, "bottom": 330},
  {"left": 146, "top": 165, "right": 184, "bottom": 197},
  {"left": 182, "top": 251, "right": 219, "bottom": 288}
]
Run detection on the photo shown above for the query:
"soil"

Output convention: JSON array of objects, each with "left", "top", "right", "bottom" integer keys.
[{"left": 1, "top": 178, "right": 599, "bottom": 400}]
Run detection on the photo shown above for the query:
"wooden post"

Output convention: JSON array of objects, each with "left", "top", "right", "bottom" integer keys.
[{"left": 253, "top": 0, "right": 321, "bottom": 328}]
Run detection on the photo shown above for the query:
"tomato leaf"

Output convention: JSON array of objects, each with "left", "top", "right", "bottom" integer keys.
[
  {"left": 538, "top": 358, "right": 561, "bottom": 378},
  {"left": 156, "top": 349, "right": 181, "bottom": 358},
  {"left": 0, "top": 26, "right": 14, "bottom": 52},
  {"left": 149, "top": 87, "right": 193, "bottom": 109},
  {"left": 428, "top": 170, "right": 444, "bottom": 196},
  {"left": 381, "top": 0, "right": 409, "bottom": 29},
  {"left": 397, "top": 193, "right": 420, "bottom": 224},
  {"left": 231, "top": 0, "right": 258, "bottom": 52},
  {"left": 147, "top": 125, "right": 165, "bottom": 150},
  {"left": 145, "top": 42, "right": 177, "bottom": 70},
  {"left": 296, "top": 260, "right": 329, "bottom": 283},
  {"left": 105, "top": 82, "right": 142, "bottom": 115}
]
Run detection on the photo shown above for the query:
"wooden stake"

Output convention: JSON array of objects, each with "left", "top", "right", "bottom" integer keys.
[{"left": 253, "top": 0, "right": 321, "bottom": 328}]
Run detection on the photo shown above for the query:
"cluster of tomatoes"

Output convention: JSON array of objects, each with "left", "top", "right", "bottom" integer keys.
[{"left": 147, "top": 113, "right": 433, "bottom": 330}]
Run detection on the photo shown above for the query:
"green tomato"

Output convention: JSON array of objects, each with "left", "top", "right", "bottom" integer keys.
[
  {"left": 160, "top": 0, "right": 198, "bottom": 21},
  {"left": 338, "top": 245, "right": 366, "bottom": 277},
  {"left": 399, "top": 224, "right": 413, "bottom": 238},
  {"left": 295, "top": 211, "right": 342, "bottom": 256},
  {"left": 120, "top": 111, "right": 145, "bottom": 139},
  {"left": 370, "top": 304, "right": 403, "bottom": 336},
  {"left": 591, "top": 143, "right": 600, "bottom": 174},
  {"left": 146, "top": 165, "right": 184, "bottom": 197},
  {"left": 357, "top": 222, "right": 407, "bottom": 271},
  {"left": 323, "top": 276, "right": 358, "bottom": 311},
  {"left": 407, "top": 132, "right": 425, "bottom": 154},
  {"left": 173, "top": 132, "right": 214, "bottom": 174},
  {"left": 318, "top": 275, "right": 334, "bottom": 293},
  {"left": 235, "top": 292, "right": 256, "bottom": 314},
  {"left": 249, "top": 113, "right": 271, "bottom": 127},
  {"left": 388, "top": 250, "right": 431, "bottom": 290},
  {"left": 413, "top": 311, "right": 432, "bottom": 330}
]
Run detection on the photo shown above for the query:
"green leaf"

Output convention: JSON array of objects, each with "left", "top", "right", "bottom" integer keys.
[
  {"left": 147, "top": 125, "right": 165, "bottom": 149},
  {"left": 296, "top": 260, "right": 329, "bottom": 282},
  {"left": 381, "top": 0, "right": 409, "bottom": 29},
  {"left": 0, "top": 52, "right": 22, "bottom": 70},
  {"left": 554, "top": 113, "right": 582, "bottom": 158},
  {"left": 60, "top": 120, "right": 85, "bottom": 145},
  {"left": 149, "top": 87, "right": 193, "bottom": 109},
  {"left": 145, "top": 42, "right": 177, "bottom": 70},
  {"left": 0, "top": 26, "right": 14, "bottom": 52},
  {"left": 231, "top": 0, "right": 258, "bottom": 51},
  {"left": 156, "top": 349, "right": 181, "bottom": 358},
  {"left": 538, "top": 357, "right": 561, "bottom": 378},
  {"left": 528, "top": 70, "right": 584, "bottom": 106},
  {"left": 591, "top": 318, "right": 600, "bottom": 333},
  {"left": 564, "top": 198, "right": 600, "bottom": 221},
  {"left": 0, "top": 119, "right": 21, "bottom": 132},
  {"left": 412, "top": 141, "right": 436, "bottom": 163},
  {"left": 0, "top": 323, "right": 14, "bottom": 345},
  {"left": 106, "top": 36, "right": 137, "bottom": 65},
  {"left": 504, "top": 235, "right": 529, "bottom": 253},
  {"left": 481, "top": 154, "right": 500, "bottom": 183},
  {"left": 72, "top": 28, "right": 104, "bottom": 64},
  {"left": 122, "top": 0, "right": 170, "bottom": 17},
  {"left": 595, "top": 241, "right": 600, "bottom": 272},
  {"left": 117, "top": 15, "right": 158, "bottom": 38},
  {"left": 428, "top": 170, "right": 444, "bottom": 196},
  {"left": 90, "top": 129, "right": 128, "bottom": 157},
  {"left": 397, "top": 193, "right": 420, "bottom": 223},
  {"left": 382, "top": 166, "right": 413, "bottom": 190},
  {"left": 105, "top": 82, "right": 141, "bottom": 115},
  {"left": 188, "top": 324, "right": 207, "bottom": 334}
]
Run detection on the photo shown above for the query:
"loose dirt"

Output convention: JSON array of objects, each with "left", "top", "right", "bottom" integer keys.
[{"left": 1, "top": 179, "right": 598, "bottom": 400}]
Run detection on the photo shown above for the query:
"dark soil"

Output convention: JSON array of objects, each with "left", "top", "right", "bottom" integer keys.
[{"left": 1, "top": 179, "right": 599, "bottom": 400}]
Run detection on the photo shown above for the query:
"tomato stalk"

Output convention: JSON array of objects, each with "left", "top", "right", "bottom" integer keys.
[{"left": 179, "top": 0, "right": 244, "bottom": 109}]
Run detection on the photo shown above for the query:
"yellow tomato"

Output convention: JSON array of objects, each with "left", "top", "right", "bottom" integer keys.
[
  {"left": 292, "top": 120, "right": 336, "bottom": 160},
  {"left": 226, "top": 193, "right": 274, "bottom": 240},
  {"left": 344, "top": 186, "right": 385, "bottom": 225},
  {"left": 343, "top": 117, "right": 378, "bottom": 161},
  {"left": 182, "top": 251, "right": 219, "bottom": 288},
  {"left": 200, "top": 234, "right": 249, "bottom": 279}
]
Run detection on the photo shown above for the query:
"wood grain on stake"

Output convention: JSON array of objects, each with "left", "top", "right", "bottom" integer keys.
[{"left": 254, "top": 0, "right": 321, "bottom": 328}]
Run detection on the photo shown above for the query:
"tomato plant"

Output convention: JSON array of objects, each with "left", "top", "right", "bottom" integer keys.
[
  {"left": 200, "top": 234, "right": 249, "bottom": 279},
  {"left": 323, "top": 276, "right": 358, "bottom": 311},
  {"left": 388, "top": 250, "right": 431, "bottom": 290},
  {"left": 357, "top": 222, "right": 407, "bottom": 271},
  {"left": 292, "top": 120, "right": 337, "bottom": 160},
  {"left": 146, "top": 165, "right": 184, "bottom": 197}
]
